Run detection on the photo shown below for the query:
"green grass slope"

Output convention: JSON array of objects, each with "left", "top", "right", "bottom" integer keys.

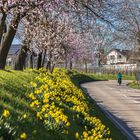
[{"left": 0, "top": 69, "right": 127, "bottom": 140}]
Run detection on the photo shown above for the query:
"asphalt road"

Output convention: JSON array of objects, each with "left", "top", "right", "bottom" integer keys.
[{"left": 82, "top": 80, "right": 140, "bottom": 140}]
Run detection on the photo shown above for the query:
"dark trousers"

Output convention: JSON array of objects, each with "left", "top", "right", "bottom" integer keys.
[{"left": 118, "top": 78, "right": 122, "bottom": 85}]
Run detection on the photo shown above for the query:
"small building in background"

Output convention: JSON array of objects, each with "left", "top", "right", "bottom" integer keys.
[
  {"left": 106, "top": 48, "right": 130, "bottom": 65},
  {"left": 6, "top": 44, "right": 21, "bottom": 66},
  {"left": 105, "top": 48, "right": 137, "bottom": 70}
]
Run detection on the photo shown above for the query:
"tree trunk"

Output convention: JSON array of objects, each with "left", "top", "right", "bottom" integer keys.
[
  {"left": 0, "top": 13, "right": 7, "bottom": 43},
  {"left": 50, "top": 64, "right": 55, "bottom": 73},
  {"left": 64, "top": 59, "right": 68, "bottom": 69},
  {"left": 85, "top": 60, "right": 88, "bottom": 73},
  {"left": 46, "top": 60, "right": 51, "bottom": 71},
  {"left": 14, "top": 44, "right": 28, "bottom": 70},
  {"left": 0, "top": 14, "right": 20, "bottom": 69},
  {"left": 30, "top": 53, "right": 34, "bottom": 69},
  {"left": 37, "top": 52, "right": 42, "bottom": 70},
  {"left": 69, "top": 61, "right": 73, "bottom": 70},
  {"left": 41, "top": 49, "right": 46, "bottom": 67},
  {"left": 46, "top": 52, "right": 52, "bottom": 72}
]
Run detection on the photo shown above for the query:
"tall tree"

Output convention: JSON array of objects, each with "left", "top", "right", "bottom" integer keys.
[{"left": 0, "top": 0, "right": 44, "bottom": 69}]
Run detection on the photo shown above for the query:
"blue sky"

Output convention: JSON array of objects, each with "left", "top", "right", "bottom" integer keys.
[{"left": 12, "top": 38, "right": 20, "bottom": 44}]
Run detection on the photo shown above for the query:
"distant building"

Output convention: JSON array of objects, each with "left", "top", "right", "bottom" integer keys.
[
  {"left": 106, "top": 49, "right": 130, "bottom": 65},
  {"left": 6, "top": 44, "right": 21, "bottom": 66},
  {"left": 105, "top": 48, "right": 137, "bottom": 70}
]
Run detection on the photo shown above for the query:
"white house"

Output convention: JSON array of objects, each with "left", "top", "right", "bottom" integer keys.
[
  {"left": 104, "top": 48, "right": 138, "bottom": 70},
  {"left": 106, "top": 49, "right": 130, "bottom": 65}
]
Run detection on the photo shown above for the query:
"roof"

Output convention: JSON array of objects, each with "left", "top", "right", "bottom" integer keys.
[
  {"left": 8, "top": 44, "right": 38, "bottom": 56},
  {"left": 116, "top": 49, "right": 130, "bottom": 56},
  {"left": 8, "top": 44, "right": 21, "bottom": 55},
  {"left": 107, "top": 48, "right": 130, "bottom": 57}
]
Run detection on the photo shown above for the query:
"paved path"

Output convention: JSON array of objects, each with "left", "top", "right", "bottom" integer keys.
[{"left": 82, "top": 80, "right": 140, "bottom": 140}]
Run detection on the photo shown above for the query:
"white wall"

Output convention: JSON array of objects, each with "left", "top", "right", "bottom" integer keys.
[{"left": 107, "top": 50, "right": 127, "bottom": 64}]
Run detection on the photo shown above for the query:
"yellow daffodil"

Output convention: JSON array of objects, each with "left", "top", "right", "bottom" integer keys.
[
  {"left": 83, "top": 131, "right": 88, "bottom": 138},
  {"left": 20, "top": 132, "right": 27, "bottom": 139},
  {"left": 23, "top": 114, "right": 27, "bottom": 119},
  {"left": 75, "top": 132, "right": 79, "bottom": 139},
  {"left": 2, "top": 109, "right": 10, "bottom": 118},
  {"left": 30, "top": 82, "right": 37, "bottom": 87}
]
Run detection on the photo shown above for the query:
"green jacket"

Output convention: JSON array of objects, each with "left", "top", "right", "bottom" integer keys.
[{"left": 117, "top": 73, "right": 122, "bottom": 79}]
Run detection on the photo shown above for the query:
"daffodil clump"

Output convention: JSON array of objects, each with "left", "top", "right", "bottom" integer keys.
[
  {"left": 29, "top": 68, "right": 111, "bottom": 139},
  {"left": 0, "top": 109, "right": 29, "bottom": 140}
]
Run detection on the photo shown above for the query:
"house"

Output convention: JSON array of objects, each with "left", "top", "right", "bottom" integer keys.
[
  {"left": 6, "top": 44, "right": 21, "bottom": 66},
  {"left": 106, "top": 48, "right": 130, "bottom": 65},
  {"left": 105, "top": 48, "right": 138, "bottom": 70},
  {"left": 7, "top": 43, "right": 43, "bottom": 68}
]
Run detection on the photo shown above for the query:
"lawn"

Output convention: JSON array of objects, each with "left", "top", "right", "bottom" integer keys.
[
  {"left": 0, "top": 70, "right": 55, "bottom": 140},
  {"left": 128, "top": 81, "right": 140, "bottom": 89}
]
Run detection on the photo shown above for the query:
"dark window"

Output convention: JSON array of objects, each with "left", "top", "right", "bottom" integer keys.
[
  {"left": 118, "top": 55, "right": 122, "bottom": 58},
  {"left": 110, "top": 55, "right": 115, "bottom": 59}
]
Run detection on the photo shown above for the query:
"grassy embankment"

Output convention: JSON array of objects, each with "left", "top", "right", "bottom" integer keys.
[
  {"left": 68, "top": 70, "right": 129, "bottom": 140},
  {"left": 128, "top": 81, "right": 140, "bottom": 89},
  {"left": 0, "top": 69, "right": 129, "bottom": 140}
]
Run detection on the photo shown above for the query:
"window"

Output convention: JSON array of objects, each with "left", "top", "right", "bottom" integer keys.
[
  {"left": 110, "top": 55, "right": 115, "bottom": 59},
  {"left": 118, "top": 55, "right": 122, "bottom": 59}
]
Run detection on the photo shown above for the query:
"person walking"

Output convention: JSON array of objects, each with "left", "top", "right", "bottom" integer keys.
[{"left": 117, "top": 72, "right": 122, "bottom": 85}]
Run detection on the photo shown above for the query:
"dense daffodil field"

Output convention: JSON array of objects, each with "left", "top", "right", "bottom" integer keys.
[
  {"left": 0, "top": 69, "right": 127, "bottom": 140},
  {"left": 29, "top": 69, "right": 111, "bottom": 140}
]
